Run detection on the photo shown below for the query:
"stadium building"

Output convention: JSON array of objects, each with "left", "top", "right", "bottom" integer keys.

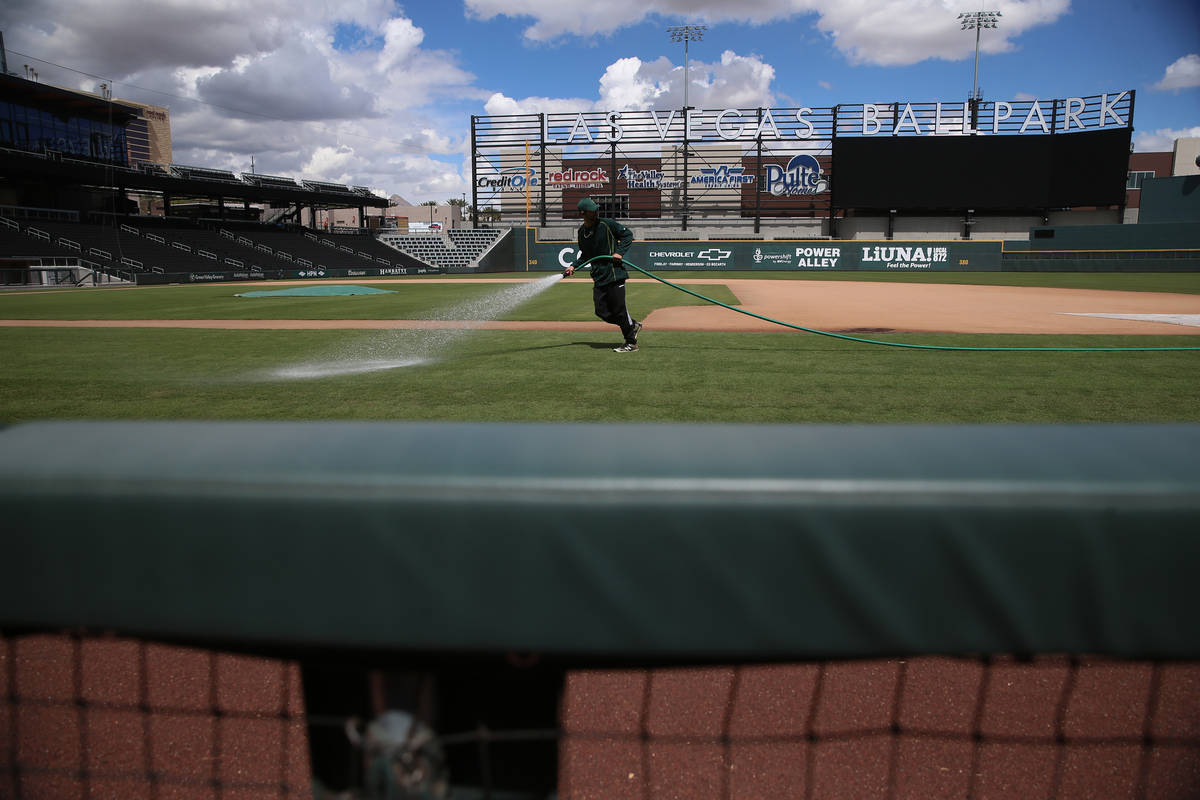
[
  {"left": 2, "top": 37, "right": 1200, "bottom": 800},
  {"left": 2, "top": 35, "right": 1197, "bottom": 286}
]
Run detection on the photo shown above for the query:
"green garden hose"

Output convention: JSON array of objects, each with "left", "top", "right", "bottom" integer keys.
[{"left": 574, "top": 257, "right": 1200, "bottom": 352}]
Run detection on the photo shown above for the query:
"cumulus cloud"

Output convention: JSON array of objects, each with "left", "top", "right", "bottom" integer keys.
[
  {"left": 0, "top": 0, "right": 475, "bottom": 197},
  {"left": 464, "top": 0, "right": 1069, "bottom": 66},
  {"left": 196, "top": 39, "right": 379, "bottom": 121},
  {"left": 1153, "top": 54, "right": 1200, "bottom": 91},
  {"left": 488, "top": 50, "right": 777, "bottom": 115},
  {"left": 0, "top": 0, "right": 1084, "bottom": 199},
  {"left": 1134, "top": 126, "right": 1200, "bottom": 153}
]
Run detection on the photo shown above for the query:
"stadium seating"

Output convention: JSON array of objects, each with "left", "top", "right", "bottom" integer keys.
[
  {"left": 22, "top": 221, "right": 223, "bottom": 274},
  {"left": 216, "top": 227, "right": 411, "bottom": 271},
  {"left": 169, "top": 164, "right": 242, "bottom": 183},
  {"left": 242, "top": 173, "right": 301, "bottom": 189},
  {"left": 301, "top": 179, "right": 353, "bottom": 194},
  {"left": 378, "top": 228, "right": 504, "bottom": 271},
  {"left": 0, "top": 219, "right": 90, "bottom": 260},
  {"left": 309, "top": 231, "right": 429, "bottom": 271}
]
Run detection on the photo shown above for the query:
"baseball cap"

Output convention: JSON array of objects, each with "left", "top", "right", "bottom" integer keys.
[{"left": 577, "top": 197, "right": 599, "bottom": 212}]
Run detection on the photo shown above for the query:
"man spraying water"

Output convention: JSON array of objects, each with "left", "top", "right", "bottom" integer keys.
[{"left": 563, "top": 197, "right": 642, "bottom": 353}]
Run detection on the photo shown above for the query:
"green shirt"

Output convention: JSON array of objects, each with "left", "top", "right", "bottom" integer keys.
[{"left": 576, "top": 218, "right": 633, "bottom": 286}]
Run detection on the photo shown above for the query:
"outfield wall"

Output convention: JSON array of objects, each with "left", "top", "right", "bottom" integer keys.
[
  {"left": 522, "top": 237, "right": 1004, "bottom": 273},
  {"left": 129, "top": 263, "right": 441, "bottom": 285},
  {"left": 513, "top": 228, "right": 1200, "bottom": 274}
]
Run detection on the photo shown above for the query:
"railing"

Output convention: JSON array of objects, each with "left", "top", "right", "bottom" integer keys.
[
  {"left": 147, "top": 233, "right": 165, "bottom": 244},
  {"left": 0, "top": 204, "right": 78, "bottom": 223},
  {"left": 198, "top": 249, "right": 218, "bottom": 261},
  {"left": 120, "top": 256, "right": 143, "bottom": 270},
  {"left": 57, "top": 238, "right": 80, "bottom": 252},
  {"left": 88, "top": 247, "right": 112, "bottom": 260},
  {"left": 27, "top": 227, "right": 50, "bottom": 242},
  {"left": 172, "top": 242, "right": 193, "bottom": 252},
  {"left": 224, "top": 258, "right": 243, "bottom": 268},
  {"left": 120, "top": 224, "right": 139, "bottom": 235}
]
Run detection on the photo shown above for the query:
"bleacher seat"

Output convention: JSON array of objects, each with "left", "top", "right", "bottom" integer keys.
[
  {"left": 243, "top": 174, "right": 300, "bottom": 189},
  {"left": 301, "top": 180, "right": 353, "bottom": 194},
  {"left": 26, "top": 221, "right": 226, "bottom": 274},
  {"left": 377, "top": 228, "right": 504, "bottom": 271},
  {"left": 170, "top": 164, "right": 241, "bottom": 183}
]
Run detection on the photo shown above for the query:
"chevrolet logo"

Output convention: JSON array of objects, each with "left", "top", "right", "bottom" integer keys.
[{"left": 698, "top": 248, "right": 732, "bottom": 261}]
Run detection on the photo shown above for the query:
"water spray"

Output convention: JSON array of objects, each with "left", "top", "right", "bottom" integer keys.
[{"left": 266, "top": 273, "right": 565, "bottom": 380}]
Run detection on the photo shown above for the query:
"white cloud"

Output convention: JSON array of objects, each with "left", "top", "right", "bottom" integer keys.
[
  {"left": 1134, "top": 126, "right": 1200, "bottom": 153},
  {"left": 376, "top": 17, "right": 425, "bottom": 72},
  {"left": 1153, "top": 54, "right": 1200, "bottom": 91},
  {"left": 196, "top": 38, "right": 380, "bottom": 121},
  {"left": 484, "top": 92, "right": 593, "bottom": 115},
  {"left": 0, "top": 0, "right": 475, "bottom": 198},
  {"left": 464, "top": 0, "right": 1069, "bottom": 66},
  {"left": 488, "top": 50, "right": 777, "bottom": 114}
]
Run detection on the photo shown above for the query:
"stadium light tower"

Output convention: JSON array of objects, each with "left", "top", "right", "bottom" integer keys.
[
  {"left": 959, "top": 11, "right": 1001, "bottom": 108},
  {"left": 667, "top": 24, "right": 707, "bottom": 111}
]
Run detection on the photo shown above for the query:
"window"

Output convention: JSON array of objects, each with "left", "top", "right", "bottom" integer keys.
[
  {"left": 596, "top": 195, "right": 630, "bottom": 218},
  {"left": 1127, "top": 170, "right": 1154, "bottom": 190}
]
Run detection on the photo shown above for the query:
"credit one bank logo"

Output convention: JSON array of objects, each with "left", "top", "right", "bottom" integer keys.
[
  {"left": 477, "top": 167, "right": 537, "bottom": 191},
  {"left": 764, "top": 155, "right": 827, "bottom": 196}
]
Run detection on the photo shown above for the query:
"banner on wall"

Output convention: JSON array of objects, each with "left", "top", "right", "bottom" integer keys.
[{"left": 524, "top": 240, "right": 1003, "bottom": 272}]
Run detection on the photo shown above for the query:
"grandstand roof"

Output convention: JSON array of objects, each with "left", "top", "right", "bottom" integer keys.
[{"left": 0, "top": 146, "right": 388, "bottom": 209}]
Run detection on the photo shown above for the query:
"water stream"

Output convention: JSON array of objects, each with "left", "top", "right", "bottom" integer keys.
[{"left": 265, "top": 274, "right": 564, "bottom": 380}]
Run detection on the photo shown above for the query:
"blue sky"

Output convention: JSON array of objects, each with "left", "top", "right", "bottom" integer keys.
[{"left": 2, "top": 0, "right": 1197, "bottom": 200}]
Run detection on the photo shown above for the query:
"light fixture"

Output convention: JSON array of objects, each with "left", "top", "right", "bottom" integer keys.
[
  {"left": 667, "top": 24, "right": 707, "bottom": 112},
  {"left": 958, "top": 11, "right": 1001, "bottom": 106}
]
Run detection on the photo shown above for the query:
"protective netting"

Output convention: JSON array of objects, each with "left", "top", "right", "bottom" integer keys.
[
  {"left": 4, "top": 633, "right": 1198, "bottom": 799},
  {"left": 1, "top": 632, "right": 310, "bottom": 799},
  {"left": 560, "top": 658, "right": 1200, "bottom": 800}
]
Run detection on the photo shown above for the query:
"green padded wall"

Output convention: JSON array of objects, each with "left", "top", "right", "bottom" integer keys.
[{"left": 2, "top": 421, "right": 1198, "bottom": 661}]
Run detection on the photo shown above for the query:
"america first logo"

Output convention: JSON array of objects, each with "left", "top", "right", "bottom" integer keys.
[{"left": 764, "top": 154, "right": 827, "bottom": 196}]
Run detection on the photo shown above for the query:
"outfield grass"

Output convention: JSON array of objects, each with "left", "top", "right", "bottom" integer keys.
[
  {"left": 2, "top": 273, "right": 1196, "bottom": 424},
  {"left": 1, "top": 327, "right": 1196, "bottom": 423},
  {"left": 0, "top": 281, "right": 737, "bottom": 321}
]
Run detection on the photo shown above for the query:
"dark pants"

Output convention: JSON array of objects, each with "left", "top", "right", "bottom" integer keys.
[{"left": 593, "top": 281, "right": 637, "bottom": 343}]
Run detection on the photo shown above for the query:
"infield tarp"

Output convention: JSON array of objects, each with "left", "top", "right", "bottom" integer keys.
[
  {"left": 235, "top": 285, "right": 397, "bottom": 297},
  {"left": 1, "top": 421, "right": 1198, "bottom": 661}
]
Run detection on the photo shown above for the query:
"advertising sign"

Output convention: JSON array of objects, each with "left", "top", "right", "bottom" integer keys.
[{"left": 533, "top": 240, "right": 1001, "bottom": 273}]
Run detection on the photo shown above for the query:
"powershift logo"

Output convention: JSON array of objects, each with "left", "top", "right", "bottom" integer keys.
[{"left": 764, "top": 154, "right": 827, "bottom": 196}]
